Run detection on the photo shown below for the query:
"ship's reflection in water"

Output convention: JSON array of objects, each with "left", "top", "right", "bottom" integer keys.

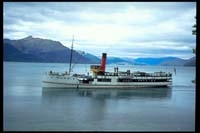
[
  {"left": 42, "top": 87, "right": 172, "bottom": 100},
  {"left": 41, "top": 87, "right": 173, "bottom": 129},
  {"left": 77, "top": 88, "right": 172, "bottom": 99}
]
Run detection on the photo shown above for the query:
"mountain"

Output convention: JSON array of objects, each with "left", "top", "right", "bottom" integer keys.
[
  {"left": 3, "top": 42, "right": 41, "bottom": 62},
  {"left": 3, "top": 36, "right": 196, "bottom": 66},
  {"left": 4, "top": 36, "right": 67, "bottom": 55},
  {"left": 134, "top": 57, "right": 179, "bottom": 65},
  {"left": 184, "top": 57, "right": 196, "bottom": 66},
  {"left": 106, "top": 57, "right": 133, "bottom": 65},
  {"left": 3, "top": 36, "right": 99, "bottom": 63},
  {"left": 134, "top": 56, "right": 195, "bottom": 66},
  {"left": 77, "top": 50, "right": 101, "bottom": 64},
  {"left": 159, "top": 57, "right": 186, "bottom": 66},
  {"left": 121, "top": 57, "right": 135, "bottom": 64}
]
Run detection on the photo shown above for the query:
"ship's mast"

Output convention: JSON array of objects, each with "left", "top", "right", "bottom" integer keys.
[{"left": 69, "top": 35, "right": 74, "bottom": 75}]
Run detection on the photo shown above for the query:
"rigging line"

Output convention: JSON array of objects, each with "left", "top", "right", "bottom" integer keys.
[
  {"left": 71, "top": 45, "right": 87, "bottom": 72},
  {"left": 69, "top": 35, "right": 74, "bottom": 75},
  {"left": 68, "top": 36, "right": 86, "bottom": 74},
  {"left": 71, "top": 52, "right": 85, "bottom": 72}
]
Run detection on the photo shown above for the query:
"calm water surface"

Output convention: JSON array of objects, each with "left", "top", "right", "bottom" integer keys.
[{"left": 3, "top": 62, "right": 195, "bottom": 131}]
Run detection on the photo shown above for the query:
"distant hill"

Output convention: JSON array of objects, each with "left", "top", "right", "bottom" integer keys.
[
  {"left": 4, "top": 36, "right": 67, "bottom": 53},
  {"left": 77, "top": 50, "right": 100, "bottom": 64},
  {"left": 106, "top": 57, "right": 131, "bottom": 64},
  {"left": 102, "top": 56, "right": 195, "bottom": 66},
  {"left": 184, "top": 57, "right": 196, "bottom": 66},
  {"left": 134, "top": 56, "right": 195, "bottom": 66},
  {"left": 134, "top": 57, "right": 179, "bottom": 65},
  {"left": 3, "top": 36, "right": 196, "bottom": 66},
  {"left": 3, "top": 36, "right": 99, "bottom": 64},
  {"left": 3, "top": 42, "right": 41, "bottom": 62},
  {"left": 158, "top": 57, "right": 186, "bottom": 66}
]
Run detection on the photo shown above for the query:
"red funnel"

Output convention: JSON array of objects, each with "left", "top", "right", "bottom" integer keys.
[{"left": 100, "top": 53, "right": 107, "bottom": 72}]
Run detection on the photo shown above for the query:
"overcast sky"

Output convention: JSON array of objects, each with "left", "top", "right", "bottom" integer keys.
[{"left": 3, "top": 2, "right": 196, "bottom": 59}]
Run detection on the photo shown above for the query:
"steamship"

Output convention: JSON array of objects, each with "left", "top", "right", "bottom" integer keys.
[{"left": 42, "top": 38, "right": 172, "bottom": 89}]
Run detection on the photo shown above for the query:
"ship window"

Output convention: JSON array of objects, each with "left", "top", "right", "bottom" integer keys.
[
  {"left": 118, "top": 78, "right": 133, "bottom": 82},
  {"left": 97, "top": 78, "right": 111, "bottom": 82}
]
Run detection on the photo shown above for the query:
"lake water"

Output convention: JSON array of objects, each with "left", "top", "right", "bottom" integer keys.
[{"left": 3, "top": 62, "right": 196, "bottom": 131}]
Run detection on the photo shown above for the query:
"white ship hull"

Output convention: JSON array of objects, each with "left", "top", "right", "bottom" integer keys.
[
  {"left": 42, "top": 70, "right": 172, "bottom": 89},
  {"left": 42, "top": 80, "right": 172, "bottom": 89}
]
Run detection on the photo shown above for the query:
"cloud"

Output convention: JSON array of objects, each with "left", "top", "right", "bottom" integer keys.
[{"left": 3, "top": 2, "right": 196, "bottom": 59}]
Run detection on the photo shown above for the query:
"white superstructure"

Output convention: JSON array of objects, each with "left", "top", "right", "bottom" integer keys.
[{"left": 42, "top": 53, "right": 172, "bottom": 89}]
